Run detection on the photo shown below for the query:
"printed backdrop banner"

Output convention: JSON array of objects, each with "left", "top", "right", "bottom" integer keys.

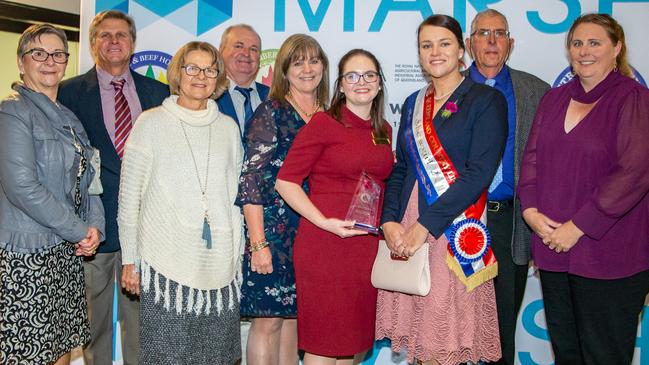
[{"left": 76, "top": 1, "right": 649, "bottom": 364}]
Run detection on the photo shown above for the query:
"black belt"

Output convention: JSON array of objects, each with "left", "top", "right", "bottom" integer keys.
[{"left": 487, "top": 199, "right": 513, "bottom": 212}]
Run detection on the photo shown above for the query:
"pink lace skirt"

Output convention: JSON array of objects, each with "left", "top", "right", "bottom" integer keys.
[{"left": 375, "top": 184, "right": 501, "bottom": 364}]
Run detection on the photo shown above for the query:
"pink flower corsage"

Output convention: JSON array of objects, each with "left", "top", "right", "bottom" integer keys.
[{"left": 441, "top": 100, "right": 458, "bottom": 118}]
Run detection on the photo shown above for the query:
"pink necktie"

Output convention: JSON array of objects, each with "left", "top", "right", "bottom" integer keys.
[{"left": 111, "top": 79, "right": 132, "bottom": 159}]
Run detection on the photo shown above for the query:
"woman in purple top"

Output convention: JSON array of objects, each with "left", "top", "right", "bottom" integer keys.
[{"left": 518, "top": 13, "right": 649, "bottom": 365}]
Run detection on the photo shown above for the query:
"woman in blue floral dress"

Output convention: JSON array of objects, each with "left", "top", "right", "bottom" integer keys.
[{"left": 236, "top": 34, "right": 329, "bottom": 364}]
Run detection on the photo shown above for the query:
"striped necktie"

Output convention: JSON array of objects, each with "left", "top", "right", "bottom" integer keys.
[{"left": 111, "top": 79, "right": 132, "bottom": 159}]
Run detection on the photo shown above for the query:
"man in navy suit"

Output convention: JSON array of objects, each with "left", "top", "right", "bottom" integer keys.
[
  {"left": 58, "top": 10, "right": 168, "bottom": 365},
  {"left": 217, "top": 24, "right": 269, "bottom": 135}
]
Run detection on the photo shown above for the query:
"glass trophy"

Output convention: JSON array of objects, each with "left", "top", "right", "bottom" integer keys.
[{"left": 345, "top": 171, "right": 382, "bottom": 234}]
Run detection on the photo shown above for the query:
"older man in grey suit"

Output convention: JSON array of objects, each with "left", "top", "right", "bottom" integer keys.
[{"left": 465, "top": 9, "right": 549, "bottom": 365}]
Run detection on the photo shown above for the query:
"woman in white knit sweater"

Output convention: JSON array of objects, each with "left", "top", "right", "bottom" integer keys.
[{"left": 118, "top": 41, "right": 243, "bottom": 365}]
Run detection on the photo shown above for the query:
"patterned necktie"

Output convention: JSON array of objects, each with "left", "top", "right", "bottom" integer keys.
[
  {"left": 111, "top": 79, "right": 132, "bottom": 159},
  {"left": 484, "top": 78, "right": 502, "bottom": 193},
  {"left": 234, "top": 86, "right": 254, "bottom": 126}
]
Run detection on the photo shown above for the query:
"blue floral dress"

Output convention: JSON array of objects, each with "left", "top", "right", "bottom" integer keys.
[{"left": 237, "top": 99, "right": 304, "bottom": 317}]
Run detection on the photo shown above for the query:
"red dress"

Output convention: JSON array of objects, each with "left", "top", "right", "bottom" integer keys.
[{"left": 277, "top": 106, "right": 394, "bottom": 356}]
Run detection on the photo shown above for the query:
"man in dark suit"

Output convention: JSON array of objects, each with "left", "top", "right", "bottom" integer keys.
[
  {"left": 58, "top": 10, "right": 168, "bottom": 365},
  {"left": 217, "top": 24, "right": 269, "bottom": 135},
  {"left": 465, "top": 9, "right": 550, "bottom": 365}
]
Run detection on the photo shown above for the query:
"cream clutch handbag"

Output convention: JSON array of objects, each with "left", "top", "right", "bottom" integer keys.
[{"left": 371, "top": 240, "right": 431, "bottom": 296}]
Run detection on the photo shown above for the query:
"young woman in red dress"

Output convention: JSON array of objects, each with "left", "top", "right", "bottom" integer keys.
[{"left": 276, "top": 49, "right": 394, "bottom": 364}]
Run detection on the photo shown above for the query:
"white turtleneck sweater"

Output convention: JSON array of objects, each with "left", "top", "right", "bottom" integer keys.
[{"left": 118, "top": 96, "right": 243, "bottom": 292}]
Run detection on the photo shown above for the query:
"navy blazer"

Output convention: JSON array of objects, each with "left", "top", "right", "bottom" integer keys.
[
  {"left": 216, "top": 81, "right": 270, "bottom": 134},
  {"left": 380, "top": 78, "right": 508, "bottom": 238},
  {"left": 58, "top": 67, "right": 169, "bottom": 253}
]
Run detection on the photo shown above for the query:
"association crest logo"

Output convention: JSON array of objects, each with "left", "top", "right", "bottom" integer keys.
[
  {"left": 130, "top": 50, "right": 172, "bottom": 84},
  {"left": 257, "top": 49, "right": 278, "bottom": 87},
  {"left": 553, "top": 65, "right": 647, "bottom": 88}
]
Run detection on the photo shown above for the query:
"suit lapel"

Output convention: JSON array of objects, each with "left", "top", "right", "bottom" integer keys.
[
  {"left": 132, "top": 71, "right": 154, "bottom": 110},
  {"left": 220, "top": 90, "right": 239, "bottom": 122},
  {"left": 510, "top": 68, "right": 526, "bottom": 182},
  {"left": 256, "top": 82, "right": 269, "bottom": 101}
]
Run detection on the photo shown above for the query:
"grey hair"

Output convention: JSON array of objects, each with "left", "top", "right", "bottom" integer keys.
[
  {"left": 219, "top": 23, "right": 261, "bottom": 51},
  {"left": 470, "top": 9, "right": 509, "bottom": 34},
  {"left": 89, "top": 10, "right": 137, "bottom": 48},
  {"left": 17, "top": 23, "right": 68, "bottom": 57}
]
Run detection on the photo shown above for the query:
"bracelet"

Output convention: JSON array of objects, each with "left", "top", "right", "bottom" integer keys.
[{"left": 249, "top": 238, "right": 269, "bottom": 252}]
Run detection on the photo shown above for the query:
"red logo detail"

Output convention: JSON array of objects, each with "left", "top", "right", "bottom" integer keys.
[{"left": 261, "top": 65, "right": 273, "bottom": 86}]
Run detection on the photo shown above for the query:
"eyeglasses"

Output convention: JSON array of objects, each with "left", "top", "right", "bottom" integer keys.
[
  {"left": 471, "top": 29, "right": 510, "bottom": 39},
  {"left": 23, "top": 48, "right": 69, "bottom": 64},
  {"left": 182, "top": 65, "right": 219, "bottom": 79},
  {"left": 342, "top": 71, "right": 380, "bottom": 84}
]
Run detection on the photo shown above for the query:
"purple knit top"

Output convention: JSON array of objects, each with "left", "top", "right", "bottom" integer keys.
[{"left": 518, "top": 70, "right": 649, "bottom": 279}]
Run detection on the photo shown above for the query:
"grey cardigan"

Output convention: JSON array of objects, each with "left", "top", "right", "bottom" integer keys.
[{"left": 0, "top": 83, "right": 105, "bottom": 253}]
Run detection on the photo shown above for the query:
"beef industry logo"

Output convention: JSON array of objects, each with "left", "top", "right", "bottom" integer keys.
[
  {"left": 257, "top": 49, "right": 278, "bottom": 87},
  {"left": 553, "top": 65, "right": 647, "bottom": 88},
  {"left": 130, "top": 50, "right": 172, "bottom": 84}
]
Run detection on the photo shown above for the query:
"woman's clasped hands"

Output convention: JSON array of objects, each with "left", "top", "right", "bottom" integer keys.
[
  {"left": 74, "top": 227, "right": 101, "bottom": 256},
  {"left": 522, "top": 208, "right": 584, "bottom": 253},
  {"left": 382, "top": 221, "right": 428, "bottom": 257}
]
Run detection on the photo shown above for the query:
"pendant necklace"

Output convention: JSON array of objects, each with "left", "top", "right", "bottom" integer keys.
[
  {"left": 287, "top": 92, "right": 320, "bottom": 118},
  {"left": 434, "top": 76, "right": 465, "bottom": 100},
  {"left": 180, "top": 121, "right": 213, "bottom": 249}
]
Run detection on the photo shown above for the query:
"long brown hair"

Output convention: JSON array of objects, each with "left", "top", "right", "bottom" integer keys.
[
  {"left": 566, "top": 13, "right": 632, "bottom": 78},
  {"left": 328, "top": 49, "right": 389, "bottom": 144},
  {"left": 268, "top": 34, "right": 329, "bottom": 106}
]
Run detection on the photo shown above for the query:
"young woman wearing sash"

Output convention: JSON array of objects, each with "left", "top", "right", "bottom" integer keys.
[
  {"left": 376, "top": 15, "right": 507, "bottom": 364},
  {"left": 276, "top": 49, "right": 393, "bottom": 364}
]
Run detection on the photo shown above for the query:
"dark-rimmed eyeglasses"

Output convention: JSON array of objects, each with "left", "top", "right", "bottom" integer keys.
[
  {"left": 342, "top": 71, "right": 380, "bottom": 84},
  {"left": 23, "top": 48, "right": 69, "bottom": 64},
  {"left": 471, "top": 29, "right": 510, "bottom": 39},
  {"left": 182, "top": 65, "right": 219, "bottom": 79}
]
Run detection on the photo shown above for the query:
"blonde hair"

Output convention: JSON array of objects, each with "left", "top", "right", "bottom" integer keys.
[
  {"left": 167, "top": 41, "right": 228, "bottom": 99},
  {"left": 268, "top": 34, "right": 329, "bottom": 106},
  {"left": 566, "top": 13, "right": 632, "bottom": 78}
]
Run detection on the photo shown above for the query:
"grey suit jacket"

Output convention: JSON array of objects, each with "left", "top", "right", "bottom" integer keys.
[{"left": 509, "top": 67, "right": 550, "bottom": 265}]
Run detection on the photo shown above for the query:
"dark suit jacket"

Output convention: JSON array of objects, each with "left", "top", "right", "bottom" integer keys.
[
  {"left": 381, "top": 78, "right": 508, "bottom": 238},
  {"left": 216, "top": 81, "right": 270, "bottom": 134},
  {"left": 58, "top": 67, "right": 169, "bottom": 253}
]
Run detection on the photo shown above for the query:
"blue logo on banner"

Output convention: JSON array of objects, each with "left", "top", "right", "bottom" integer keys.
[
  {"left": 553, "top": 66, "right": 647, "bottom": 88},
  {"left": 130, "top": 50, "right": 172, "bottom": 83},
  {"left": 96, "top": 0, "right": 232, "bottom": 35}
]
